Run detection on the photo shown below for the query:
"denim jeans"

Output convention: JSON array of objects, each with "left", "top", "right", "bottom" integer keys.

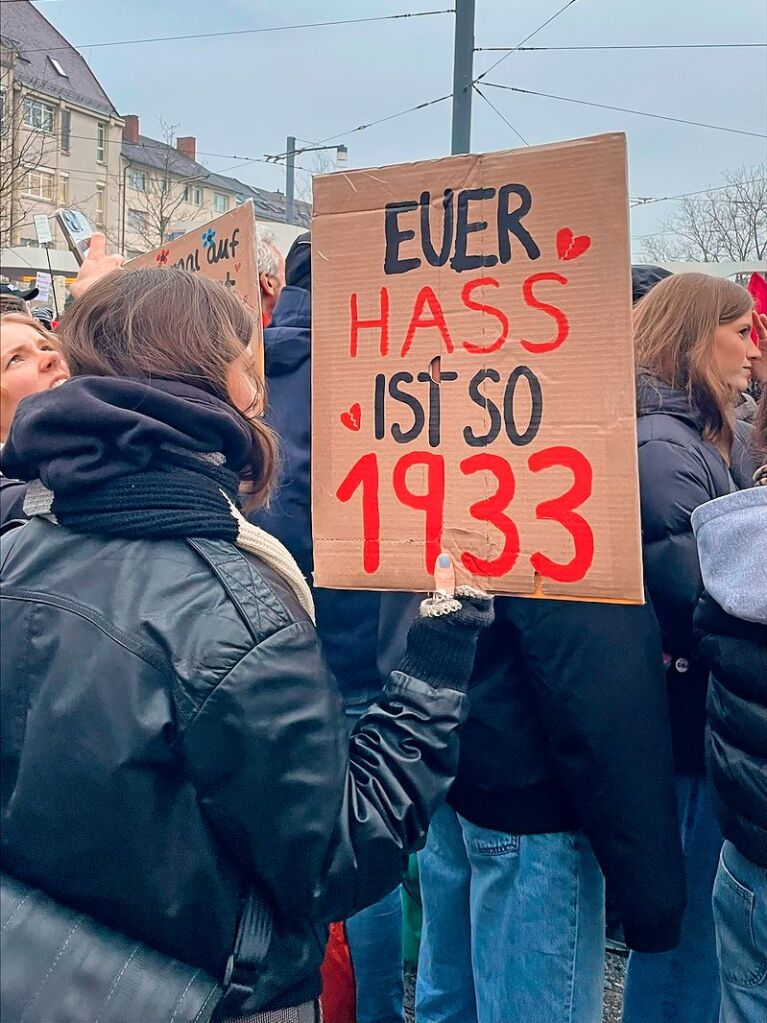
[
  {"left": 622, "top": 775, "right": 722, "bottom": 1023},
  {"left": 712, "top": 841, "right": 767, "bottom": 1023},
  {"left": 416, "top": 803, "right": 605, "bottom": 1023},
  {"left": 344, "top": 690, "right": 404, "bottom": 1023}
]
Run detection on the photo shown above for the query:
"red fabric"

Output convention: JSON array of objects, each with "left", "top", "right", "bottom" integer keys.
[
  {"left": 320, "top": 922, "right": 357, "bottom": 1023},
  {"left": 748, "top": 272, "right": 767, "bottom": 344}
]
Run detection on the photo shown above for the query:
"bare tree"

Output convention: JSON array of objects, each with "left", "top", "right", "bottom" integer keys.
[
  {"left": 642, "top": 164, "right": 767, "bottom": 263},
  {"left": 127, "top": 118, "right": 210, "bottom": 250},
  {"left": 0, "top": 73, "right": 54, "bottom": 246},
  {"left": 295, "top": 150, "right": 338, "bottom": 204}
]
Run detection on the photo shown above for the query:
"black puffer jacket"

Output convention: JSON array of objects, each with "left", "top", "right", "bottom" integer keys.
[
  {"left": 379, "top": 592, "right": 687, "bottom": 953},
  {"left": 693, "top": 486, "right": 767, "bottom": 867},
  {"left": 0, "top": 518, "right": 469, "bottom": 1016},
  {"left": 636, "top": 375, "right": 750, "bottom": 773}
]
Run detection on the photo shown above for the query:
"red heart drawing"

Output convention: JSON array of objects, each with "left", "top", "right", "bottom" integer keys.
[
  {"left": 556, "top": 228, "right": 591, "bottom": 261},
  {"left": 234, "top": 262, "right": 242, "bottom": 272},
  {"left": 340, "top": 403, "right": 361, "bottom": 432}
]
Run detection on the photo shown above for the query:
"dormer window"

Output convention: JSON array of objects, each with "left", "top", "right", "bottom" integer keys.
[{"left": 48, "top": 56, "right": 68, "bottom": 77}]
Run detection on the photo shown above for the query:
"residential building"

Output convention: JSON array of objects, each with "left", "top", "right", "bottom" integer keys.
[
  {"left": 120, "top": 116, "right": 244, "bottom": 257},
  {"left": 0, "top": 0, "right": 123, "bottom": 250},
  {"left": 0, "top": 0, "right": 310, "bottom": 276},
  {"left": 120, "top": 115, "right": 310, "bottom": 258}
]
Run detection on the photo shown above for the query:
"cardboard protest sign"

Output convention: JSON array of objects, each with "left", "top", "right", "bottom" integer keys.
[
  {"left": 127, "top": 201, "right": 263, "bottom": 369},
  {"left": 311, "top": 133, "right": 643, "bottom": 602}
]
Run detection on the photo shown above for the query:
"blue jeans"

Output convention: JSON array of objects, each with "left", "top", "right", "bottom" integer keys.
[
  {"left": 344, "top": 690, "right": 404, "bottom": 1023},
  {"left": 623, "top": 775, "right": 722, "bottom": 1023},
  {"left": 416, "top": 803, "right": 605, "bottom": 1023},
  {"left": 713, "top": 841, "right": 767, "bottom": 1023}
]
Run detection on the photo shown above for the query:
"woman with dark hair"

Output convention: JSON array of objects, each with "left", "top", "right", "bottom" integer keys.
[
  {"left": 622, "top": 273, "right": 761, "bottom": 1023},
  {"left": 0, "top": 266, "right": 492, "bottom": 1023}
]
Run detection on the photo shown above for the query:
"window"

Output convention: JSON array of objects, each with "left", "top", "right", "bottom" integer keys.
[
  {"left": 183, "top": 185, "right": 203, "bottom": 206},
  {"left": 58, "top": 172, "right": 69, "bottom": 205},
  {"left": 213, "top": 192, "right": 229, "bottom": 214},
  {"left": 60, "top": 109, "right": 71, "bottom": 153},
  {"left": 127, "top": 168, "right": 146, "bottom": 191},
  {"left": 24, "top": 167, "right": 55, "bottom": 201},
  {"left": 0, "top": 88, "right": 5, "bottom": 137},
  {"left": 95, "top": 183, "right": 106, "bottom": 227},
  {"left": 22, "top": 97, "right": 55, "bottom": 133},
  {"left": 96, "top": 122, "right": 106, "bottom": 162},
  {"left": 128, "top": 208, "right": 148, "bottom": 233},
  {"left": 48, "top": 56, "right": 68, "bottom": 78}
]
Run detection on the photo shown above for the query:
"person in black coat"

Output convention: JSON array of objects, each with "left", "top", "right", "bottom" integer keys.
[
  {"left": 0, "top": 265, "right": 493, "bottom": 1021},
  {"left": 692, "top": 403, "right": 767, "bottom": 1023},
  {"left": 251, "top": 234, "right": 407, "bottom": 1022},
  {"left": 622, "top": 273, "right": 761, "bottom": 1023}
]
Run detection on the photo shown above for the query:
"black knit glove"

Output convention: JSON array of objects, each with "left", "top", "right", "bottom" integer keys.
[{"left": 396, "top": 588, "right": 494, "bottom": 692}]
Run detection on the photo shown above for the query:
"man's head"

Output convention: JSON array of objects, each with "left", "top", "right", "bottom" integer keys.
[{"left": 256, "top": 228, "right": 285, "bottom": 325}]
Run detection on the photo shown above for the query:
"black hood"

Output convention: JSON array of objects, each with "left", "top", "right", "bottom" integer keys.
[{"left": 1, "top": 376, "right": 253, "bottom": 493}]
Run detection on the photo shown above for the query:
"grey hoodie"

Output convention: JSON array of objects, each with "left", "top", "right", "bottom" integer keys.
[{"left": 692, "top": 487, "right": 767, "bottom": 626}]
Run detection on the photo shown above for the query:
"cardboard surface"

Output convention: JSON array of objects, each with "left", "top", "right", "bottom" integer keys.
[
  {"left": 311, "top": 133, "right": 644, "bottom": 602},
  {"left": 127, "top": 201, "right": 263, "bottom": 368}
]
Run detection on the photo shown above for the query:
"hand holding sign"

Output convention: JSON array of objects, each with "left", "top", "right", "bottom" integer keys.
[{"left": 312, "top": 134, "right": 643, "bottom": 603}]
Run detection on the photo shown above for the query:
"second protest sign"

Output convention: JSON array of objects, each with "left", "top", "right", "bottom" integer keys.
[{"left": 311, "top": 133, "right": 643, "bottom": 603}]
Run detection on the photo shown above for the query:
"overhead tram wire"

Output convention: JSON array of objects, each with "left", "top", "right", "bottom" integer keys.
[
  {"left": 298, "top": 6, "right": 583, "bottom": 156},
  {"left": 483, "top": 83, "right": 767, "bottom": 139},
  {"left": 476, "top": 43, "right": 765, "bottom": 52},
  {"left": 474, "top": 0, "right": 580, "bottom": 85},
  {"left": 17, "top": 9, "right": 454, "bottom": 54},
  {"left": 292, "top": 93, "right": 455, "bottom": 151},
  {"left": 473, "top": 85, "right": 530, "bottom": 146},
  {"left": 630, "top": 178, "right": 767, "bottom": 208}
]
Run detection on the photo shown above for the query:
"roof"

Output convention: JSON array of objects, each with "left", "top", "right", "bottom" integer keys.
[
  {"left": 0, "top": 0, "right": 118, "bottom": 116},
  {"left": 122, "top": 135, "right": 215, "bottom": 181},
  {"left": 231, "top": 179, "right": 311, "bottom": 228},
  {"left": 123, "top": 136, "right": 311, "bottom": 228}
]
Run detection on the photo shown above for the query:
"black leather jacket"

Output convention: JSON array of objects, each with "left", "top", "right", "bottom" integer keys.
[{"left": 0, "top": 519, "right": 467, "bottom": 1015}]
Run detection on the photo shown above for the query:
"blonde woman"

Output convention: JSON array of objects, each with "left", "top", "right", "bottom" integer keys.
[{"left": 623, "top": 274, "right": 760, "bottom": 1023}]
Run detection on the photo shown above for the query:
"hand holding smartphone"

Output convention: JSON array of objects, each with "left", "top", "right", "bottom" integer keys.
[
  {"left": 68, "top": 233, "right": 126, "bottom": 300},
  {"left": 56, "top": 209, "right": 94, "bottom": 265}
]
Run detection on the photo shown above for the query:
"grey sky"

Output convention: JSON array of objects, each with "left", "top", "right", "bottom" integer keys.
[{"left": 32, "top": 0, "right": 767, "bottom": 255}]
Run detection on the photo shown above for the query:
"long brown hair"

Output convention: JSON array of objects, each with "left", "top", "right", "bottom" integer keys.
[
  {"left": 58, "top": 267, "right": 277, "bottom": 508},
  {"left": 754, "top": 389, "right": 767, "bottom": 464},
  {"left": 634, "top": 272, "right": 752, "bottom": 453}
]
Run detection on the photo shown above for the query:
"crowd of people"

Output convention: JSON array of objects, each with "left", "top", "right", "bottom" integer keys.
[{"left": 0, "top": 230, "right": 765, "bottom": 1023}]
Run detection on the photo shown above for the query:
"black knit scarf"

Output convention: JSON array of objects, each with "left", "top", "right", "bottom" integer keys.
[{"left": 1, "top": 376, "right": 256, "bottom": 542}]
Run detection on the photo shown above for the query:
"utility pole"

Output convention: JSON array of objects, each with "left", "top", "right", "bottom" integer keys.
[
  {"left": 285, "top": 135, "right": 297, "bottom": 226},
  {"left": 275, "top": 138, "right": 347, "bottom": 225},
  {"left": 451, "top": 0, "right": 475, "bottom": 154}
]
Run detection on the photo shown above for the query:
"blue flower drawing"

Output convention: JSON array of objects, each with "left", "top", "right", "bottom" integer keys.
[{"left": 201, "top": 228, "right": 216, "bottom": 249}]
